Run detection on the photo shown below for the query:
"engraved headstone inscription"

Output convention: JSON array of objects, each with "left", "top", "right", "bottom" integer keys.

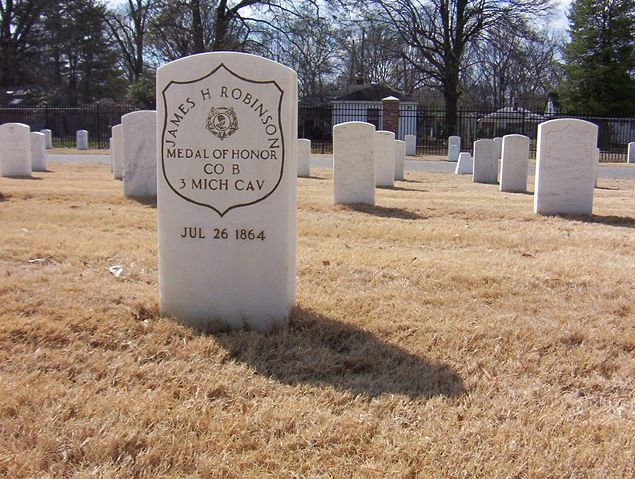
[
  {"left": 31, "top": 132, "right": 47, "bottom": 172},
  {"left": 534, "top": 119, "right": 598, "bottom": 216},
  {"left": 472, "top": 139, "right": 498, "bottom": 184},
  {"left": 374, "top": 130, "right": 395, "bottom": 187},
  {"left": 448, "top": 136, "right": 460, "bottom": 162},
  {"left": 157, "top": 52, "right": 297, "bottom": 331},
  {"left": 41, "top": 129, "right": 52, "bottom": 149},
  {"left": 455, "top": 152, "right": 472, "bottom": 174},
  {"left": 111, "top": 124, "right": 123, "bottom": 180},
  {"left": 333, "top": 122, "right": 375, "bottom": 205},
  {"left": 499, "top": 134, "right": 529, "bottom": 193},
  {"left": 0, "top": 123, "right": 31, "bottom": 177},
  {"left": 297, "top": 138, "right": 310, "bottom": 177},
  {"left": 405, "top": 134, "right": 416, "bottom": 156},
  {"left": 394, "top": 139, "right": 406, "bottom": 181},
  {"left": 76, "top": 129, "right": 88, "bottom": 150},
  {"left": 122, "top": 110, "right": 157, "bottom": 199}
]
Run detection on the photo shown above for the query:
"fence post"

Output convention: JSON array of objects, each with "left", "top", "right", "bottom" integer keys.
[{"left": 96, "top": 101, "right": 101, "bottom": 149}]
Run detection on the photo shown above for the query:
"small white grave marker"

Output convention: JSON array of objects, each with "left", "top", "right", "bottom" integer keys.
[
  {"left": 297, "top": 139, "right": 310, "bottom": 177},
  {"left": 627, "top": 142, "right": 635, "bottom": 163},
  {"left": 472, "top": 139, "right": 498, "bottom": 184},
  {"left": 157, "top": 52, "right": 297, "bottom": 332},
  {"left": 333, "top": 122, "right": 375, "bottom": 205},
  {"left": 31, "top": 132, "right": 47, "bottom": 172},
  {"left": 76, "top": 130, "right": 88, "bottom": 150},
  {"left": 0, "top": 123, "right": 31, "bottom": 177},
  {"left": 374, "top": 130, "right": 395, "bottom": 187},
  {"left": 448, "top": 136, "right": 460, "bottom": 162},
  {"left": 111, "top": 125, "right": 123, "bottom": 180},
  {"left": 41, "top": 129, "right": 52, "bottom": 149},
  {"left": 499, "top": 134, "right": 529, "bottom": 193},
  {"left": 493, "top": 137, "right": 503, "bottom": 158},
  {"left": 455, "top": 152, "right": 472, "bottom": 174},
  {"left": 405, "top": 134, "right": 416, "bottom": 155},
  {"left": 534, "top": 119, "right": 598, "bottom": 215},
  {"left": 394, "top": 140, "right": 406, "bottom": 181},
  {"left": 122, "top": 110, "right": 157, "bottom": 199}
]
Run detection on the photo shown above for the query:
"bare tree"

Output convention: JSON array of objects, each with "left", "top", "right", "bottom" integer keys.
[
  {"left": 103, "top": 0, "right": 156, "bottom": 82},
  {"left": 365, "top": 0, "right": 553, "bottom": 134},
  {"left": 464, "top": 26, "right": 562, "bottom": 110}
]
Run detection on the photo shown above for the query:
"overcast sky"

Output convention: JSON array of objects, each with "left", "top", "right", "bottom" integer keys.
[
  {"left": 107, "top": 0, "right": 574, "bottom": 32},
  {"left": 553, "top": 0, "right": 574, "bottom": 31}
]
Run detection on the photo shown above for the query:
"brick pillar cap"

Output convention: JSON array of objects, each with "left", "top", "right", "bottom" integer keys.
[{"left": 382, "top": 96, "right": 400, "bottom": 102}]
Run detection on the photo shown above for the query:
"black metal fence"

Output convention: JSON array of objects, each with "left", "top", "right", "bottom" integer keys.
[
  {"left": 299, "top": 104, "right": 635, "bottom": 162},
  {"left": 1, "top": 103, "right": 633, "bottom": 161},
  {"left": 0, "top": 103, "right": 149, "bottom": 149}
]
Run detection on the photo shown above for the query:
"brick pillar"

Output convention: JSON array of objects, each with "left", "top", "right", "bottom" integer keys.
[{"left": 382, "top": 96, "right": 400, "bottom": 136}]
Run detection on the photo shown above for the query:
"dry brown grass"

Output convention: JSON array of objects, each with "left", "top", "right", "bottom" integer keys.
[
  {"left": 1, "top": 163, "right": 634, "bottom": 478},
  {"left": 48, "top": 148, "right": 110, "bottom": 155}
]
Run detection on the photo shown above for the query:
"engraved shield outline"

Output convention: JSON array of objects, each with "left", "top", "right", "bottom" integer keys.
[
  {"left": 160, "top": 63, "right": 285, "bottom": 217},
  {"left": 543, "top": 123, "right": 594, "bottom": 180}
]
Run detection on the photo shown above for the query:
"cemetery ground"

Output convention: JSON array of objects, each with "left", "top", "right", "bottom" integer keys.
[{"left": 1, "top": 163, "right": 634, "bottom": 478}]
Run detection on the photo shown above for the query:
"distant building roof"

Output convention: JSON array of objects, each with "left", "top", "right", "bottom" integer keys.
[
  {"left": 299, "top": 93, "right": 333, "bottom": 106},
  {"left": 333, "top": 84, "right": 415, "bottom": 103}
]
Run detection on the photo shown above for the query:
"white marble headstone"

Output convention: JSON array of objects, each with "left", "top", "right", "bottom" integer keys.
[
  {"left": 333, "top": 121, "right": 375, "bottom": 205},
  {"left": 534, "top": 119, "right": 598, "bottom": 216},
  {"left": 499, "top": 134, "right": 529, "bottom": 193},
  {"left": 41, "top": 129, "right": 52, "bottom": 149},
  {"left": 0, "top": 123, "right": 32, "bottom": 177},
  {"left": 76, "top": 130, "right": 88, "bottom": 150},
  {"left": 394, "top": 139, "right": 406, "bottom": 181},
  {"left": 472, "top": 139, "right": 498, "bottom": 184},
  {"left": 111, "top": 125, "right": 123, "bottom": 180},
  {"left": 405, "top": 134, "right": 416, "bottom": 156},
  {"left": 122, "top": 110, "right": 157, "bottom": 199},
  {"left": 594, "top": 147, "right": 600, "bottom": 188},
  {"left": 455, "top": 152, "right": 472, "bottom": 174},
  {"left": 627, "top": 142, "right": 635, "bottom": 163},
  {"left": 448, "top": 136, "right": 460, "bottom": 162},
  {"left": 493, "top": 137, "right": 503, "bottom": 159},
  {"left": 31, "top": 132, "right": 47, "bottom": 172},
  {"left": 156, "top": 52, "right": 297, "bottom": 332},
  {"left": 297, "top": 138, "right": 310, "bottom": 177},
  {"left": 374, "top": 130, "right": 395, "bottom": 187}
]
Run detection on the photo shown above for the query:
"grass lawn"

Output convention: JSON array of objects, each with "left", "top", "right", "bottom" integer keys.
[{"left": 0, "top": 163, "right": 633, "bottom": 478}]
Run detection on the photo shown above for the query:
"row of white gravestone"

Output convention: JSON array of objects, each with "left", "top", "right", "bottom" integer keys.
[
  {"left": 331, "top": 122, "right": 408, "bottom": 205},
  {"left": 109, "top": 111, "right": 157, "bottom": 199},
  {"left": 0, "top": 123, "right": 49, "bottom": 177},
  {"left": 455, "top": 119, "right": 600, "bottom": 216}
]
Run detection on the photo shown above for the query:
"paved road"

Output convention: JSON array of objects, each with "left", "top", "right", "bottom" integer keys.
[
  {"left": 48, "top": 154, "right": 635, "bottom": 180},
  {"left": 312, "top": 157, "right": 635, "bottom": 180}
]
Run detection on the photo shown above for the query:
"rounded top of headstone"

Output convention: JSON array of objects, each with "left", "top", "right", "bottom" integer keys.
[
  {"left": 538, "top": 118, "right": 598, "bottom": 135},
  {"left": 0, "top": 122, "right": 30, "bottom": 131},
  {"left": 333, "top": 121, "right": 376, "bottom": 132},
  {"left": 122, "top": 110, "right": 157, "bottom": 125},
  {"left": 381, "top": 96, "right": 400, "bottom": 102},
  {"left": 157, "top": 51, "right": 297, "bottom": 82},
  {"left": 31, "top": 132, "right": 45, "bottom": 137},
  {"left": 376, "top": 130, "right": 396, "bottom": 138}
]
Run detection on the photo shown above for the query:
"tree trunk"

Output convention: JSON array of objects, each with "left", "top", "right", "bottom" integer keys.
[
  {"left": 443, "top": 66, "right": 460, "bottom": 137},
  {"left": 212, "top": 0, "right": 229, "bottom": 51},
  {"left": 191, "top": 0, "right": 205, "bottom": 53}
]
